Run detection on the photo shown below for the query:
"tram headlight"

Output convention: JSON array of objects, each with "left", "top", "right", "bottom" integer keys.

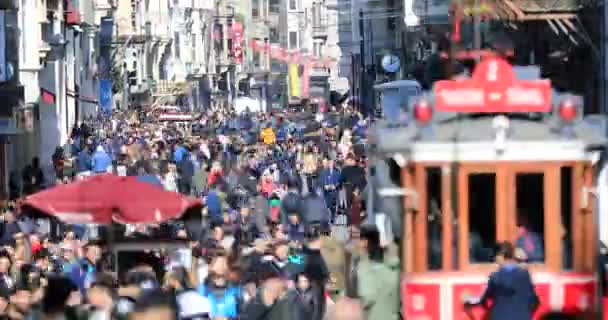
[
  {"left": 413, "top": 99, "right": 433, "bottom": 124},
  {"left": 558, "top": 99, "right": 578, "bottom": 122}
]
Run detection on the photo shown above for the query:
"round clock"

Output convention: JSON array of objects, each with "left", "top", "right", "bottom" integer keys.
[{"left": 382, "top": 54, "right": 400, "bottom": 73}]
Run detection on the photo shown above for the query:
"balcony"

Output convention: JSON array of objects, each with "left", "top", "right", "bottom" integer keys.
[{"left": 312, "top": 18, "right": 328, "bottom": 39}]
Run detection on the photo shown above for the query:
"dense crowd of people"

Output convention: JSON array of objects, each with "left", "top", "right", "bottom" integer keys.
[{"left": 0, "top": 105, "right": 401, "bottom": 320}]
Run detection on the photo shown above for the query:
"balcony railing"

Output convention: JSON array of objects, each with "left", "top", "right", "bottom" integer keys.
[{"left": 312, "top": 18, "right": 328, "bottom": 37}]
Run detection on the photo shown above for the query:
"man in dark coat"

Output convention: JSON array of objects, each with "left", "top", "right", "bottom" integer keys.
[
  {"left": 177, "top": 151, "right": 195, "bottom": 195},
  {"left": 319, "top": 159, "right": 340, "bottom": 219},
  {"left": 301, "top": 189, "right": 331, "bottom": 229},
  {"left": 465, "top": 242, "right": 539, "bottom": 320},
  {"left": 339, "top": 156, "right": 366, "bottom": 208},
  {"left": 241, "top": 275, "right": 294, "bottom": 320},
  {"left": 280, "top": 179, "right": 304, "bottom": 226}
]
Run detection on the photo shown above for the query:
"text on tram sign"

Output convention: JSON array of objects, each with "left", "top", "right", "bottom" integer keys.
[{"left": 433, "top": 57, "right": 552, "bottom": 113}]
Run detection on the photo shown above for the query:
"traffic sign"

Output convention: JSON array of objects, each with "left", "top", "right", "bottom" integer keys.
[{"left": 434, "top": 57, "right": 552, "bottom": 113}]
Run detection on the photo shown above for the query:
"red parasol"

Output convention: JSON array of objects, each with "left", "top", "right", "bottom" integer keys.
[{"left": 19, "top": 174, "right": 202, "bottom": 225}]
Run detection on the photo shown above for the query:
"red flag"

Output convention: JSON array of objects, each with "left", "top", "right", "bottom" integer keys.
[{"left": 41, "top": 88, "right": 55, "bottom": 104}]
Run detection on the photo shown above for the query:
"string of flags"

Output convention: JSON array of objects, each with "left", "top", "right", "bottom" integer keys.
[{"left": 248, "top": 39, "right": 337, "bottom": 69}]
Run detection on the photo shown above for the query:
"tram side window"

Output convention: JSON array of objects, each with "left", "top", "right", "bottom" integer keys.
[
  {"left": 515, "top": 174, "right": 545, "bottom": 263},
  {"left": 426, "top": 168, "right": 442, "bottom": 270},
  {"left": 560, "top": 167, "right": 573, "bottom": 270},
  {"left": 468, "top": 174, "right": 496, "bottom": 263}
]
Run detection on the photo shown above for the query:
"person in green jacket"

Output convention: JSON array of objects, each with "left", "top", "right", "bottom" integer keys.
[{"left": 356, "top": 224, "right": 400, "bottom": 320}]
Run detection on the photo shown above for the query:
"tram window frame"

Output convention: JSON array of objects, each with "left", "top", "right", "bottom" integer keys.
[
  {"left": 425, "top": 167, "right": 442, "bottom": 271},
  {"left": 466, "top": 173, "right": 497, "bottom": 265},
  {"left": 560, "top": 167, "right": 573, "bottom": 270},
  {"left": 513, "top": 172, "right": 546, "bottom": 264},
  {"left": 457, "top": 164, "right": 563, "bottom": 272},
  {"left": 505, "top": 165, "right": 563, "bottom": 272},
  {"left": 457, "top": 165, "right": 503, "bottom": 271}
]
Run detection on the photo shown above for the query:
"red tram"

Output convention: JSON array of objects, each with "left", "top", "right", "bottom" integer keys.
[{"left": 369, "top": 57, "right": 607, "bottom": 319}]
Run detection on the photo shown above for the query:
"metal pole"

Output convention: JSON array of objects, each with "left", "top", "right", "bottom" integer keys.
[
  {"left": 122, "top": 61, "right": 129, "bottom": 110},
  {"left": 120, "top": 36, "right": 133, "bottom": 111},
  {"left": 359, "top": 9, "right": 365, "bottom": 115},
  {"left": 602, "top": 0, "right": 608, "bottom": 116},
  {"left": 473, "top": 0, "right": 481, "bottom": 63}
]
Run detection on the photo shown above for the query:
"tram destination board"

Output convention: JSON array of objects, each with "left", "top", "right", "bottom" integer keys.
[{"left": 434, "top": 57, "right": 552, "bottom": 113}]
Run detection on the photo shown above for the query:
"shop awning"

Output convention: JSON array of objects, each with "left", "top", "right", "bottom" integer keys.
[
  {"left": 494, "top": 0, "right": 586, "bottom": 48},
  {"left": 496, "top": 0, "right": 580, "bottom": 20}
]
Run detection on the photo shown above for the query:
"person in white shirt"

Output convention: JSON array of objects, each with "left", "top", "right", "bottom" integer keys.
[{"left": 163, "top": 164, "right": 179, "bottom": 192}]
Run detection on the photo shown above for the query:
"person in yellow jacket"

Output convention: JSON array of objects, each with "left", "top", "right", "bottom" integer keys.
[{"left": 260, "top": 127, "right": 276, "bottom": 145}]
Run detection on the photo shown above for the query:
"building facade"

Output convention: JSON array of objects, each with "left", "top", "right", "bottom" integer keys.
[{"left": 21, "top": 0, "right": 102, "bottom": 188}]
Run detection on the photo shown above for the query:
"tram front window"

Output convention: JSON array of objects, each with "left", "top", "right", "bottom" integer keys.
[
  {"left": 426, "top": 168, "right": 442, "bottom": 270},
  {"left": 515, "top": 173, "right": 545, "bottom": 263},
  {"left": 468, "top": 174, "right": 496, "bottom": 263}
]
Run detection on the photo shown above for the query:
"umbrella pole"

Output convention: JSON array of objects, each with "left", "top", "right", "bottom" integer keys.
[{"left": 109, "top": 223, "right": 118, "bottom": 273}]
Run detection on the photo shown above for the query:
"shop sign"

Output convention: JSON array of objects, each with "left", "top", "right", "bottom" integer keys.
[{"left": 434, "top": 57, "right": 552, "bottom": 113}]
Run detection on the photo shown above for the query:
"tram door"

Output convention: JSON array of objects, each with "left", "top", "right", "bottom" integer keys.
[{"left": 458, "top": 164, "right": 572, "bottom": 271}]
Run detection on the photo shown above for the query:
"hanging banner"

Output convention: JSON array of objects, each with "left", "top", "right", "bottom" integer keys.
[
  {"left": 301, "top": 64, "right": 311, "bottom": 98},
  {"left": 99, "top": 79, "right": 113, "bottom": 113},
  {"left": 289, "top": 64, "right": 300, "bottom": 98},
  {"left": 249, "top": 38, "right": 336, "bottom": 68},
  {"left": 232, "top": 22, "right": 243, "bottom": 64}
]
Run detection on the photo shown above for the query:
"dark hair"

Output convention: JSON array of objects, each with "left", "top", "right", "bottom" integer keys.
[
  {"left": 132, "top": 289, "right": 177, "bottom": 316},
  {"left": 90, "top": 272, "right": 117, "bottom": 297},
  {"left": 360, "top": 224, "right": 384, "bottom": 262},
  {"left": 167, "top": 266, "right": 191, "bottom": 290},
  {"left": 496, "top": 242, "right": 514, "bottom": 260},
  {"left": 17, "top": 264, "right": 42, "bottom": 291},
  {"left": 42, "top": 276, "right": 78, "bottom": 314},
  {"left": 305, "top": 223, "right": 322, "bottom": 240},
  {"left": 539, "top": 312, "right": 581, "bottom": 320}
]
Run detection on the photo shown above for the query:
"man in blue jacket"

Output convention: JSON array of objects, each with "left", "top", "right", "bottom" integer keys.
[
  {"left": 465, "top": 242, "right": 539, "bottom": 320},
  {"left": 206, "top": 184, "right": 223, "bottom": 225},
  {"left": 91, "top": 145, "right": 112, "bottom": 173},
  {"left": 77, "top": 146, "right": 93, "bottom": 173},
  {"left": 319, "top": 159, "right": 340, "bottom": 219}
]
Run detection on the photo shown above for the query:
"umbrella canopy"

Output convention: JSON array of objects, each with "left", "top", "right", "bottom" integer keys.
[
  {"left": 19, "top": 174, "right": 202, "bottom": 225},
  {"left": 136, "top": 174, "right": 163, "bottom": 187}
]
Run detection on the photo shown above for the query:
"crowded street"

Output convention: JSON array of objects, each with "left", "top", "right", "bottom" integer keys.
[
  {"left": 7, "top": 105, "right": 396, "bottom": 320},
  {"left": 2, "top": 0, "right": 608, "bottom": 319}
]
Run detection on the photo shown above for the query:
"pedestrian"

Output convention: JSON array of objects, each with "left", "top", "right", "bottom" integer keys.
[
  {"left": 464, "top": 241, "right": 540, "bottom": 320},
  {"left": 356, "top": 224, "right": 399, "bottom": 320}
]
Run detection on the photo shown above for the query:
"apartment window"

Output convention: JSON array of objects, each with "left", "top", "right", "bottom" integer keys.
[
  {"left": 289, "top": 31, "right": 298, "bottom": 49},
  {"left": 175, "top": 32, "right": 180, "bottom": 58},
  {"left": 253, "top": 51, "right": 261, "bottom": 67},
  {"left": 289, "top": 0, "right": 297, "bottom": 11},
  {"left": 269, "top": 28, "right": 279, "bottom": 43},
  {"left": 252, "top": 0, "right": 259, "bottom": 18},
  {"left": 269, "top": 0, "right": 280, "bottom": 13},
  {"left": 313, "top": 42, "right": 322, "bottom": 57},
  {"left": 312, "top": 5, "right": 320, "bottom": 26}
]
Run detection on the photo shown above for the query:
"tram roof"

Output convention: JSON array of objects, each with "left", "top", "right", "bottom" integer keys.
[{"left": 370, "top": 115, "right": 607, "bottom": 159}]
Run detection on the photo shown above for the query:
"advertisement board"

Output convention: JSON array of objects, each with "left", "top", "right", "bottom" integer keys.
[{"left": 99, "top": 79, "right": 113, "bottom": 113}]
